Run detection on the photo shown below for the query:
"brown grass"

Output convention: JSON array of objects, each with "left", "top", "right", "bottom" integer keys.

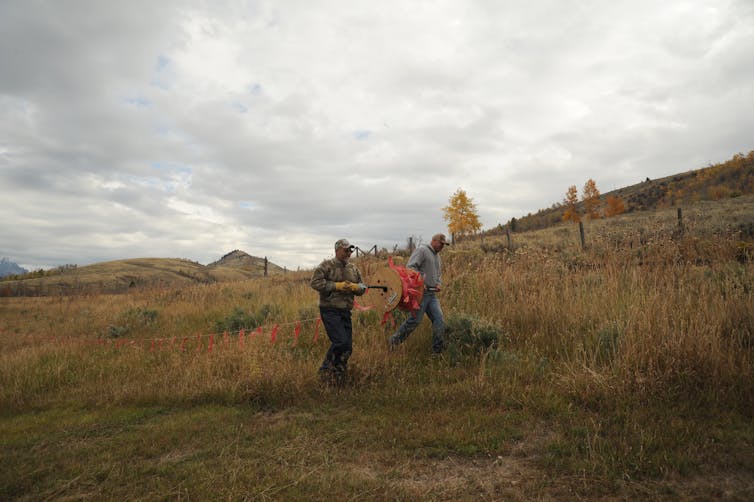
[{"left": 1, "top": 197, "right": 753, "bottom": 499}]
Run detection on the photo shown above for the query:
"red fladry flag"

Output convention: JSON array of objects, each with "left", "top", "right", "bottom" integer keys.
[
  {"left": 293, "top": 321, "right": 301, "bottom": 346},
  {"left": 381, "top": 311, "right": 397, "bottom": 329},
  {"left": 150, "top": 340, "right": 155, "bottom": 352},
  {"left": 313, "top": 318, "right": 321, "bottom": 344},
  {"left": 353, "top": 301, "right": 373, "bottom": 311},
  {"left": 208, "top": 334, "right": 214, "bottom": 353},
  {"left": 270, "top": 324, "right": 279, "bottom": 343},
  {"left": 253, "top": 326, "right": 262, "bottom": 339},
  {"left": 196, "top": 335, "right": 202, "bottom": 352},
  {"left": 239, "top": 329, "right": 245, "bottom": 350},
  {"left": 223, "top": 331, "right": 229, "bottom": 346},
  {"left": 388, "top": 256, "right": 424, "bottom": 313}
]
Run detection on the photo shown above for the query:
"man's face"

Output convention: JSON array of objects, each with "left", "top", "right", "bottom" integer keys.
[
  {"left": 336, "top": 245, "right": 354, "bottom": 261},
  {"left": 431, "top": 239, "right": 446, "bottom": 252}
]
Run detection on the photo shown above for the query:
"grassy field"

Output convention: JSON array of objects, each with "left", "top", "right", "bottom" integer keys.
[{"left": 1, "top": 197, "right": 753, "bottom": 500}]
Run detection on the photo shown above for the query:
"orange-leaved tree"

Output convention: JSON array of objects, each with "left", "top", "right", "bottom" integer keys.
[
  {"left": 443, "top": 188, "right": 482, "bottom": 242},
  {"left": 582, "top": 179, "right": 601, "bottom": 219},
  {"left": 562, "top": 185, "right": 581, "bottom": 223},
  {"left": 604, "top": 195, "right": 626, "bottom": 217}
]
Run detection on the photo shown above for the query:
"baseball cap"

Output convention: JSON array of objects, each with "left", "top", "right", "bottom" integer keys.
[
  {"left": 334, "top": 238, "right": 353, "bottom": 250},
  {"left": 432, "top": 233, "right": 451, "bottom": 245}
]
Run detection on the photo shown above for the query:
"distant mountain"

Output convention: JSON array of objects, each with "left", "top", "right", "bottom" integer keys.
[{"left": 0, "top": 258, "right": 27, "bottom": 278}]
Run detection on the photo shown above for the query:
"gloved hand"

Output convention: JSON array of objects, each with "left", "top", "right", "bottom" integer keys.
[
  {"left": 334, "top": 281, "right": 350, "bottom": 291},
  {"left": 349, "top": 282, "right": 367, "bottom": 293}
]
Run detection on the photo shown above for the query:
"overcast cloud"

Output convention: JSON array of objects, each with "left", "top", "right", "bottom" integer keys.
[{"left": 1, "top": 0, "right": 752, "bottom": 270}]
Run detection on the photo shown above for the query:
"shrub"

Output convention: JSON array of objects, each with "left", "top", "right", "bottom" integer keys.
[
  {"left": 444, "top": 313, "right": 505, "bottom": 360},
  {"left": 122, "top": 307, "right": 158, "bottom": 326},
  {"left": 215, "top": 304, "right": 281, "bottom": 333},
  {"left": 106, "top": 307, "right": 159, "bottom": 338}
]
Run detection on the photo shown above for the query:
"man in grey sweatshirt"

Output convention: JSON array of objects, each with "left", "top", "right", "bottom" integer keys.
[{"left": 389, "top": 233, "right": 450, "bottom": 354}]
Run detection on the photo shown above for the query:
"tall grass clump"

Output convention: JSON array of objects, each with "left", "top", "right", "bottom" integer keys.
[{"left": 444, "top": 215, "right": 754, "bottom": 416}]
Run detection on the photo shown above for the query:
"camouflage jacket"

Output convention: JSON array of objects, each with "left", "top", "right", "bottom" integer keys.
[{"left": 310, "top": 258, "right": 365, "bottom": 309}]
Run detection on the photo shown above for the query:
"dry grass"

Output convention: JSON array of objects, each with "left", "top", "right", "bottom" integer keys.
[{"left": 1, "top": 198, "right": 753, "bottom": 499}]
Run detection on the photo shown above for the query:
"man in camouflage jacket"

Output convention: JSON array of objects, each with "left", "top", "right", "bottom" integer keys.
[{"left": 310, "top": 238, "right": 366, "bottom": 383}]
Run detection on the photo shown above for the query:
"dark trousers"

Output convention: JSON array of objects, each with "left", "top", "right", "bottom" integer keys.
[{"left": 319, "top": 307, "right": 353, "bottom": 373}]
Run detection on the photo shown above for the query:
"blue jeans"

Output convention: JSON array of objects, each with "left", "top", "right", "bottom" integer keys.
[
  {"left": 390, "top": 292, "right": 445, "bottom": 353},
  {"left": 319, "top": 307, "right": 353, "bottom": 373}
]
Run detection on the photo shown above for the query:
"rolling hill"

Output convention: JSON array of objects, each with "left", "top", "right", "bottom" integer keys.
[{"left": 0, "top": 251, "right": 285, "bottom": 297}]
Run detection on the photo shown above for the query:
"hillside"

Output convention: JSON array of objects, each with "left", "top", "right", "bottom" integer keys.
[
  {"left": 0, "top": 251, "right": 285, "bottom": 297},
  {"left": 492, "top": 150, "right": 754, "bottom": 234}
]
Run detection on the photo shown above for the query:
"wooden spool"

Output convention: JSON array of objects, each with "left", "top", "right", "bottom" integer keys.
[{"left": 358, "top": 266, "right": 405, "bottom": 312}]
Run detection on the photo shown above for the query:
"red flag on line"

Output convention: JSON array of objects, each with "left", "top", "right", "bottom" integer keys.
[
  {"left": 381, "top": 311, "right": 396, "bottom": 329},
  {"left": 270, "top": 324, "right": 279, "bottom": 344},
  {"left": 353, "top": 301, "right": 373, "bottom": 311},
  {"left": 239, "top": 329, "right": 245, "bottom": 349},
  {"left": 293, "top": 321, "right": 301, "bottom": 346},
  {"left": 208, "top": 334, "right": 214, "bottom": 353},
  {"left": 253, "top": 327, "right": 262, "bottom": 339}
]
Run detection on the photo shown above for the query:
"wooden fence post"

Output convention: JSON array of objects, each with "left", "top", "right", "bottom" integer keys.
[
  {"left": 506, "top": 228, "right": 512, "bottom": 249},
  {"left": 579, "top": 221, "right": 586, "bottom": 249},
  {"left": 264, "top": 257, "right": 268, "bottom": 277},
  {"left": 677, "top": 207, "right": 684, "bottom": 235}
]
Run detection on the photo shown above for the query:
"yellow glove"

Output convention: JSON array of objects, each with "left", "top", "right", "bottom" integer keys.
[
  {"left": 348, "top": 282, "right": 366, "bottom": 293},
  {"left": 334, "top": 281, "right": 350, "bottom": 291}
]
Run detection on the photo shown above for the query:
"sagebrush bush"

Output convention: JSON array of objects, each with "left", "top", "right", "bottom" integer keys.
[
  {"left": 215, "top": 304, "right": 282, "bottom": 333},
  {"left": 444, "top": 313, "right": 505, "bottom": 361}
]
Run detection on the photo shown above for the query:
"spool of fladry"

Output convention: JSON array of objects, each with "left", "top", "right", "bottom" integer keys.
[
  {"left": 359, "top": 266, "right": 403, "bottom": 312},
  {"left": 359, "top": 258, "right": 424, "bottom": 313}
]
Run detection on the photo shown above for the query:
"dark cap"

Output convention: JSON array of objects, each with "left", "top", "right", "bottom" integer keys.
[{"left": 432, "top": 233, "right": 451, "bottom": 245}]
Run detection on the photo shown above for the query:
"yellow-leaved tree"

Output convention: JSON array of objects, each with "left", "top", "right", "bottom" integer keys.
[
  {"left": 562, "top": 185, "right": 581, "bottom": 223},
  {"left": 442, "top": 188, "right": 482, "bottom": 242},
  {"left": 582, "top": 179, "right": 601, "bottom": 219},
  {"left": 604, "top": 195, "right": 626, "bottom": 217}
]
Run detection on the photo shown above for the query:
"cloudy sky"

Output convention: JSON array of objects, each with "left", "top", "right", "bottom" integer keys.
[{"left": 1, "top": 1, "right": 752, "bottom": 270}]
